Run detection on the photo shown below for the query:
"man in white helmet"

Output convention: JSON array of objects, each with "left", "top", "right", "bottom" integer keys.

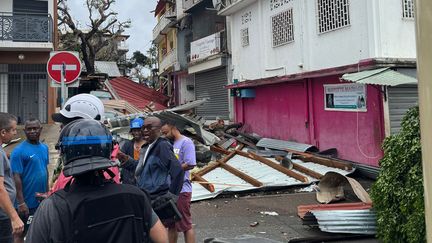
[{"left": 49, "top": 94, "right": 120, "bottom": 193}]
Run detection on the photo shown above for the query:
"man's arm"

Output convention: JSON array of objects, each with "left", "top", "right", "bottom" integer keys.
[
  {"left": 149, "top": 219, "right": 168, "bottom": 243},
  {"left": 13, "top": 174, "right": 29, "bottom": 217},
  {"left": 181, "top": 139, "right": 196, "bottom": 171},
  {"left": 0, "top": 177, "right": 24, "bottom": 234}
]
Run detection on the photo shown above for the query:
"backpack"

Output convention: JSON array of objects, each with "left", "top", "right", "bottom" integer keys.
[{"left": 52, "top": 181, "right": 152, "bottom": 243}]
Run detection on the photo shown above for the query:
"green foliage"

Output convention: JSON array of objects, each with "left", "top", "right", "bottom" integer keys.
[{"left": 371, "top": 106, "right": 425, "bottom": 243}]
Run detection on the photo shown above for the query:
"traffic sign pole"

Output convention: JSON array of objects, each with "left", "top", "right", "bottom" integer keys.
[{"left": 61, "top": 62, "right": 66, "bottom": 107}]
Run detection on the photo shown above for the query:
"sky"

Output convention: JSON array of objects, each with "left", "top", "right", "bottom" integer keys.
[{"left": 67, "top": 0, "right": 158, "bottom": 57}]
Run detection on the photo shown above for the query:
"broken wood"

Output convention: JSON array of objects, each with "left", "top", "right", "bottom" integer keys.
[
  {"left": 247, "top": 152, "right": 309, "bottom": 183},
  {"left": 210, "top": 145, "right": 231, "bottom": 155},
  {"left": 285, "top": 149, "right": 353, "bottom": 171},
  {"left": 193, "top": 150, "right": 237, "bottom": 179},
  {"left": 217, "top": 160, "right": 263, "bottom": 187},
  {"left": 223, "top": 132, "right": 258, "bottom": 149},
  {"left": 192, "top": 174, "right": 215, "bottom": 192},
  {"left": 275, "top": 156, "right": 324, "bottom": 179}
]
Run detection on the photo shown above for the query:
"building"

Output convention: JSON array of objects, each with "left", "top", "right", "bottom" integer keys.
[
  {"left": 0, "top": 0, "right": 57, "bottom": 123},
  {"left": 218, "top": 0, "right": 418, "bottom": 166},
  {"left": 153, "top": 0, "right": 231, "bottom": 119}
]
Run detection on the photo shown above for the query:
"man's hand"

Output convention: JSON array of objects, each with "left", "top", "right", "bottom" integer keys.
[
  {"left": 117, "top": 151, "right": 129, "bottom": 164},
  {"left": 17, "top": 203, "right": 29, "bottom": 218},
  {"left": 11, "top": 215, "right": 24, "bottom": 234}
]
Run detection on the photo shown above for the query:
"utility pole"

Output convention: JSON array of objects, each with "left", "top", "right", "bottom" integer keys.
[{"left": 415, "top": 0, "right": 432, "bottom": 241}]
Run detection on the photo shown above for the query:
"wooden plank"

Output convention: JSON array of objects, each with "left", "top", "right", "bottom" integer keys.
[
  {"left": 285, "top": 149, "right": 353, "bottom": 171},
  {"left": 210, "top": 145, "right": 231, "bottom": 155},
  {"left": 192, "top": 174, "right": 215, "bottom": 192},
  {"left": 218, "top": 161, "right": 263, "bottom": 187},
  {"left": 246, "top": 151, "right": 309, "bottom": 183},
  {"left": 193, "top": 162, "right": 220, "bottom": 177},
  {"left": 275, "top": 156, "right": 324, "bottom": 179}
]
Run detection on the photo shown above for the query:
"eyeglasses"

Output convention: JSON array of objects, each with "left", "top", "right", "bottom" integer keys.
[{"left": 142, "top": 125, "right": 161, "bottom": 131}]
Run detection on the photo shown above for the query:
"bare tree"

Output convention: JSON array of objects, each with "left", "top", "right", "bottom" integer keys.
[{"left": 58, "top": 0, "right": 131, "bottom": 75}]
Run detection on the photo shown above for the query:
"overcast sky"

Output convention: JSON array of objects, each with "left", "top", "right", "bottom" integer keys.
[{"left": 68, "top": 0, "right": 158, "bottom": 57}]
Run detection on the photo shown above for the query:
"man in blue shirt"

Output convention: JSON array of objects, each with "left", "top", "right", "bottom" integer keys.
[{"left": 11, "top": 118, "right": 49, "bottom": 243}]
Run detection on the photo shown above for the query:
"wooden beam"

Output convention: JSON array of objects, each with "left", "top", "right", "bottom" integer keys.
[
  {"left": 247, "top": 152, "right": 309, "bottom": 182},
  {"left": 192, "top": 174, "right": 215, "bottom": 192},
  {"left": 285, "top": 149, "right": 353, "bottom": 171},
  {"left": 275, "top": 156, "right": 323, "bottom": 179},
  {"left": 192, "top": 162, "right": 220, "bottom": 178},
  {"left": 210, "top": 145, "right": 231, "bottom": 155},
  {"left": 218, "top": 161, "right": 263, "bottom": 187}
]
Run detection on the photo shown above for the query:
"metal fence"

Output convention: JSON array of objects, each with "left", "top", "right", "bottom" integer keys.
[{"left": 0, "top": 12, "right": 53, "bottom": 42}]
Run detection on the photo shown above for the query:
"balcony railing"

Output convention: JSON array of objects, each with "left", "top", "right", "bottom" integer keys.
[
  {"left": 160, "top": 48, "right": 178, "bottom": 72},
  {"left": 0, "top": 12, "right": 53, "bottom": 42},
  {"left": 152, "top": 8, "right": 176, "bottom": 41}
]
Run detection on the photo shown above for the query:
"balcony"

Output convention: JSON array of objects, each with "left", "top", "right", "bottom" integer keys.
[
  {"left": 0, "top": 12, "right": 53, "bottom": 50},
  {"left": 152, "top": 8, "right": 176, "bottom": 43},
  {"left": 159, "top": 48, "right": 178, "bottom": 74}
]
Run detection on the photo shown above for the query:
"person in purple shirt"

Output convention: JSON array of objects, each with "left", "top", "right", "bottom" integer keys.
[{"left": 161, "top": 121, "right": 196, "bottom": 243}]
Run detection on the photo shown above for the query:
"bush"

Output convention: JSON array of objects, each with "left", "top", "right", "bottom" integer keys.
[{"left": 371, "top": 106, "right": 425, "bottom": 243}]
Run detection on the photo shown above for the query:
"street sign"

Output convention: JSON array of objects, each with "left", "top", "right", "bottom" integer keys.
[{"left": 47, "top": 51, "right": 82, "bottom": 85}]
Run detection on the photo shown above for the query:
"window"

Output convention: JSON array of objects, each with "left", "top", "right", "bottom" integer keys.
[
  {"left": 317, "top": 0, "right": 350, "bottom": 34},
  {"left": 241, "top": 28, "right": 249, "bottom": 47},
  {"left": 271, "top": 8, "right": 294, "bottom": 47},
  {"left": 402, "top": 0, "right": 415, "bottom": 19}
]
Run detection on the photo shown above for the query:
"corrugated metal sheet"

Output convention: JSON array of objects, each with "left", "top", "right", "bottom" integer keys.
[
  {"left": 166, "top": 98, "right": 208, "bottom": 112},
  {"left": 310, "top": 209, "right": 376, "bottom": 235},
  {"left": 192, "top": 156, "right": 354, "bottom": 201},
  {"left": 342, "top": 68, "right": 417, "bottom": 86},
  {"left": 298, "top": 202, "right": 372, "bottom": 219},
  {"left": 94, "top": 61, "right": 122, "bottom": 77},
  {"left": 388, "top": 84, "right": 418, "bottom": 134},
  {"left": 195, "top": 67, "right": 229, "bottom": 120},
  {"left": 107, "top": 77, "right": 169, "bottom": 111},
  {"left": 256, "top": 138, "right": 318, "bottom": 152}
]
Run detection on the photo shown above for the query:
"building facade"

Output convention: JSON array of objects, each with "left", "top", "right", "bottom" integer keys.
[
  {"left": 218, "top": 0, "right": 417, "bottom": 166},
  {"left": 0, "top": 0, "right": 57, "bottom": 123},
  {"left": 153, "top": 0, "right": 232, "bottom": 120}
]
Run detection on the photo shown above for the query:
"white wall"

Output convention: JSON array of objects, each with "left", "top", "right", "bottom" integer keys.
[
  {"left": 179, "top": 74, "right": 195, "bottom": 104},
  {"left": 0, "top": 0, "right": 13, "bottom": 12},
  {"left": 228, "top": 0, "right": 416, "bottom": 83}
]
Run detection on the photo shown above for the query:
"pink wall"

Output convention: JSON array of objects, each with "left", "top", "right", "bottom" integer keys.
[{"left": 235, "top": 76, "right": 384, "bottom": 166}]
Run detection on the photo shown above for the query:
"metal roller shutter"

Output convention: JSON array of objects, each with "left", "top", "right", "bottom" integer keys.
[
  {"left": 388, "top": 84, "right": 418, "bottom": 134},
  {"left": 195, "top": 67, "right": 229, "bottom": 120}
]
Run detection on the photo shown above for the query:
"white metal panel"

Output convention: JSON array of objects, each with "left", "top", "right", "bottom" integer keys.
[{"left": 388, "top": 84, "right": 418, "bottom": 134}]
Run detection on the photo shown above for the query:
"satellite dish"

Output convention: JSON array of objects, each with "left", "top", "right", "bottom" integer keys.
[{"left": 212, "top": 0, "right": 226, "bottom": 11}]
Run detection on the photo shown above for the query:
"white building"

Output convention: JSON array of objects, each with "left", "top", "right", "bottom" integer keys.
[{"left": 217, "top": 0, "right": 418, "bottom": 166}]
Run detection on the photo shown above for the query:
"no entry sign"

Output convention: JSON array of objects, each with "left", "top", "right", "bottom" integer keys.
[{"left": 47, "top": 51, "right": 82, "bottom": 84}]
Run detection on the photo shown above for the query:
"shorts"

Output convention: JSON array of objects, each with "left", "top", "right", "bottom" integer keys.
[
  {"left": 168, "top": 192, "right": 193, "bottom": 232},
  {"left": 0, "top": 218, "right": 12, "bottom": 243},
  {"left": 18, "top": 208, "right": 36, "bottom": 235}
]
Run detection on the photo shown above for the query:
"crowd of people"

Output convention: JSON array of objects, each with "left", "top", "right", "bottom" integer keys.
[{"left": 0, "top": 94, "right": 197, "bottom": 243}]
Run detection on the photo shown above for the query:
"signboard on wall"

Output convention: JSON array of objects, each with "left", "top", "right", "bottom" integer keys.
[
  {"left": 324, "top": 83, "right": 367, "bottom": 111},
  {"left": 190, "top": 32, "right": 221, "bottom": 62}
]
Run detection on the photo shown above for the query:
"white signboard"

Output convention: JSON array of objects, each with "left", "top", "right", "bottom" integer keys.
[
  {"left": 190, "top": 32, "right": 221, "bottom": 62},
  {"left": 324, "top": 83, "right": 367, "bottom": 111}
]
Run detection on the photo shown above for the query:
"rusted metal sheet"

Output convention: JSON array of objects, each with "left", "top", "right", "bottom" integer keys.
[{"left": 297, "top": 202, "right": 372, "bottom": 219}]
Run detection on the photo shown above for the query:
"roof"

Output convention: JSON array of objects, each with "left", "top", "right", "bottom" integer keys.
[
  {"left": 94, "top": 61, "right": 122, "bottom": 77},
  {"left": 106, "top": 77, "right": 169, "bottom": 111},
  {"left": 154, "top": 0, "right": 166, "bottom": 17},
  {"left": 341, "top": 67, "right": 417, "bottom": 86}
]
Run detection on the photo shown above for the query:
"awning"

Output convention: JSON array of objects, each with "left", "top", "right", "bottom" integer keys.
[{"left": 341, "top": 68, "right": 417, "bottom": 86}]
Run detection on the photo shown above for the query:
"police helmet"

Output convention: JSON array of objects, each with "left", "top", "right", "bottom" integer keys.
[
  {"left": 57, "top": 119, "right": 116, "bottom": 176},
  {"left": 52, "top": 94, "right": 104, "bottom": 124}
]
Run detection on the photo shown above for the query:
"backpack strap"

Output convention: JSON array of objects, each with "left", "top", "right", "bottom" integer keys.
[{"left": 52, "top": 189, "right": 73, "bottom": 243}]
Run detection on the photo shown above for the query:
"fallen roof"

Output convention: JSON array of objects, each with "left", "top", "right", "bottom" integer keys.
[
  {"left": 106, "top": 77, "right": 169, "bottom": 111},
  {"left": 341, "top": 67, "right": 417, "bottom": 86},
  {"left": 297, "top": 202, "right": 373, "bottom": 219}
]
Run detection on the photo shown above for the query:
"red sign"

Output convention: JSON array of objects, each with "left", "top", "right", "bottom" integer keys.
[{"left": 47, "top": 52, "right": 82, "bottom": 84}]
